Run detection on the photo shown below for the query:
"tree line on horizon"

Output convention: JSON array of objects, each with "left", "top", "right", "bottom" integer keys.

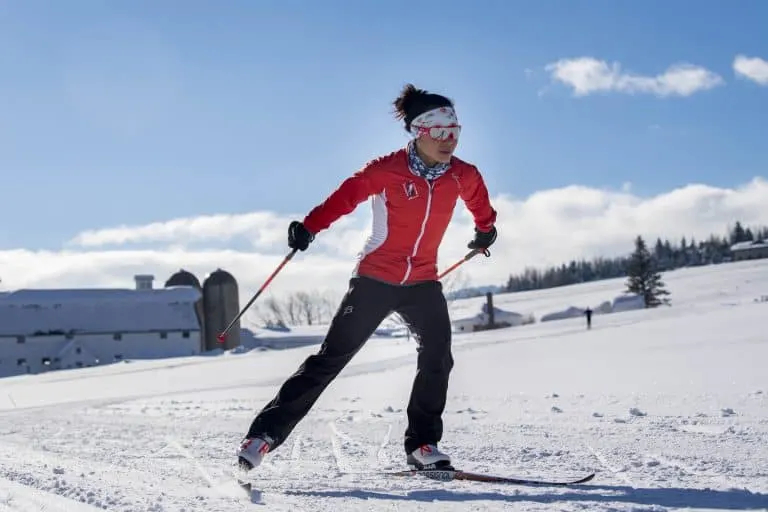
[
  {"left": 252, "top": 220, "right": 766, "bottom": 327},
  {"left": 503, "top": 220, "right": 767, "bottom": 294}
]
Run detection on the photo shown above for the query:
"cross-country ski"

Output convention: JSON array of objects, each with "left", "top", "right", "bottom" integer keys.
[{"left": 385, "top": 468, "right": 596, "bottom": 486}]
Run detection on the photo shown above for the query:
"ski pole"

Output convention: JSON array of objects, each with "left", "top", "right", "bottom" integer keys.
[
  {"left": 217, "top": 248, "right": 298, "bottom": 343},
  {"left": 437, "top": 248, "right": 490, "bottom": 280}
]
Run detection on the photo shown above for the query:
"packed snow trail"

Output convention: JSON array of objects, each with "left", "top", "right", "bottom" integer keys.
[{"left": 0, "top": 262, "right": 767, "bottom": 510}]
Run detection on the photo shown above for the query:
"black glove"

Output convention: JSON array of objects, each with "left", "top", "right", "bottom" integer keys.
[
  {"left": 288, "top": 221, "right": 314, "bottom": 251},
  {"left": 467, "top": 225, "right": 497, "bottom": 253}
]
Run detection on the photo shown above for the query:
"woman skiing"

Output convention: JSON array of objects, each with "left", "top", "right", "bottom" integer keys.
[{"left": 237, "top": 83, "right": 498, "bottom": 472}]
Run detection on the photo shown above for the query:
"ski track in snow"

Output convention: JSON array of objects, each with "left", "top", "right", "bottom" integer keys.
[
  {"left": 0, "top": 261, "right": 768, "bottom": 510},
  {"left": 1, "top": 370, "right": 766, "bottom": 510}
]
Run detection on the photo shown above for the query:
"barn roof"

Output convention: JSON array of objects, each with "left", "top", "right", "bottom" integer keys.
[
  {"left": 0, "top": 287, "right": 202, "bottom": 337},
  {"left": 731, "top": 240, "right": 768, "bottom": 251}
]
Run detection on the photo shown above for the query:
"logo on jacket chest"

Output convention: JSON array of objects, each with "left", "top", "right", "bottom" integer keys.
[{"left": 403, "top": 180, "right": 419, "bottom": 200}]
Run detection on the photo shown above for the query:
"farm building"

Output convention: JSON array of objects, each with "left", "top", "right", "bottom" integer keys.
[
  {"left": 0, "top": 269, "right": 241, "bottom": 378},
  {"left": 731, "top": 240, "right": 768, "bottom": 261},
  {"left": 452, "top": 301, "right": 528, "bottom": 332}
]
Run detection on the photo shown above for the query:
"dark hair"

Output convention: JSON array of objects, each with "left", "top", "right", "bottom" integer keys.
[{"left": 392, "top": 83, "right": 454, "bottom": 132}]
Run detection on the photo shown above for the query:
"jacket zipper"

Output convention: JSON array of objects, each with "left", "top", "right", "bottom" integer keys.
[{"left": 401, "top": 179, "right": 434, "bottom": 284}]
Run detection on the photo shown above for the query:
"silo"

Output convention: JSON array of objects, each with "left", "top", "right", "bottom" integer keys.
[
  {"left": 165, "top": 269, "right": 205, "bottom": 352},
  {"left": 202, "top": 269, "right": 241, "bottom": 351},
  {"left": 165, "top": 269, "right": 202, "bottom": 289}
]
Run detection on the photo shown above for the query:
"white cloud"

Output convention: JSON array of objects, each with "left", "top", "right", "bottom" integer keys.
[
  {"left": 733, "top": 54, "right": 768, "bottom": 85},
  {"left": 3, "top": 178, "right": 768, "bottom": 324},
  {"left": 545, "top": 57, "right": 724, "bottom": 97},
  {"left": 69, "top": 211, "right": 290, "bottom": 250}
]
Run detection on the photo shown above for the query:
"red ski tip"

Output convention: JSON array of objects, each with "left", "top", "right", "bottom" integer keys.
[{"left": 216, "top": 333, "right": 226, "bottom": 343}]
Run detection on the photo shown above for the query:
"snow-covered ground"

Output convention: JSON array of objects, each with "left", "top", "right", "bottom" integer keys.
[{"left": 0, "top": 260, "right": 767, "bottom": 511}]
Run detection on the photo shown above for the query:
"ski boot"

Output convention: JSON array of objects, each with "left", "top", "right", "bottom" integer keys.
[
  {"left": 406, "top": 444, "right": 453, "bottom": 470},
  {"left": 236, "top": 435, "right": 273, "bottom": 472}
]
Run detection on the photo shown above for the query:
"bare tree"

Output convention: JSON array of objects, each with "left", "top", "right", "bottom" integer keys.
[
  {"left": 442, "top": 268, "right": 470, "bottom": 300},
  {"left": 295, "top": 291, "right": 315, "bottom": 325},
  {"left": 285, "top": 294, "right": 301, "bottom": 325},
  {"left": 249, "top": 286, "right": 404, "bottom": 328},
  {"left": 248, "top": 289, "right": 341, "bottom": 327},
  {"left": 265, "top": 296, "right": 287, "bottom": 326},
  {"left": 318, "top": 290, "right": 339, "bottom": 322}
]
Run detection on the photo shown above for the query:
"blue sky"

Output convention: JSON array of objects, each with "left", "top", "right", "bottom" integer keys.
[{"left": 1, "top": 0, "right": 768, "bottom": 296}]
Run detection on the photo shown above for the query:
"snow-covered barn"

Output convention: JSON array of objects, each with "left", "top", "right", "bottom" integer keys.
[
  {"left": 451, "top": 302, "right": 528, "bottom": 332},
  {"left": 731, "top": 239, "right": 768, "bottom": 261},
  {"left": 0, "top": 269, "right": 242, "bottom": 378}
]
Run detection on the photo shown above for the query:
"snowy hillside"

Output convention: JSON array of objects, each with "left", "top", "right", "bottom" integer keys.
[
  {"left": 448, "top": 258, "right": 768, "bottom": 322},
  {"left": 0, "top": 260, "right": 767, "bottom": 511}
]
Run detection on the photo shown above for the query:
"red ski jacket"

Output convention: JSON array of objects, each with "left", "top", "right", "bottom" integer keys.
[{"left": 302, "top": 147, "right": 497, "bottom": 285}]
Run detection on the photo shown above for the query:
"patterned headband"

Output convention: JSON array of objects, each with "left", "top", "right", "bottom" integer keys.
[{"left": 409, "top": 107, "right": 459, "bottom": 137}]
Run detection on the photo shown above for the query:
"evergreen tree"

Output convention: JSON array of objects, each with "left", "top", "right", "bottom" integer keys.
[
  {"left": 625, "top": 235, "right": 671, "bottom": 307},
  {"left": 730, "top": 221, "right": 747, "bottom": 244}
]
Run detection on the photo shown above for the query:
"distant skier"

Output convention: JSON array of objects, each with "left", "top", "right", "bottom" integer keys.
[
  {"left": 584, "top": 307, "right": 593, "bottom": 330},
  {"left": 236, "top": 84, "right": 498, "bottom": 473}
]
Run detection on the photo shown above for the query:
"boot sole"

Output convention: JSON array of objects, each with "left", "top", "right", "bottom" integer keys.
[{"left": 406, "top": 458, "right": 453, "bottom": 471}]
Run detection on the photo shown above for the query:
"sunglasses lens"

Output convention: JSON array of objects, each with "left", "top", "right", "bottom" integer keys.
[{"left": 429, "top": 126, "right": 460, "bottom": 140}]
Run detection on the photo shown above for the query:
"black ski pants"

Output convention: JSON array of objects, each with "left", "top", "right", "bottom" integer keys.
[{"left": 246, "top": 275, "right": 454, "bottom": 455}]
